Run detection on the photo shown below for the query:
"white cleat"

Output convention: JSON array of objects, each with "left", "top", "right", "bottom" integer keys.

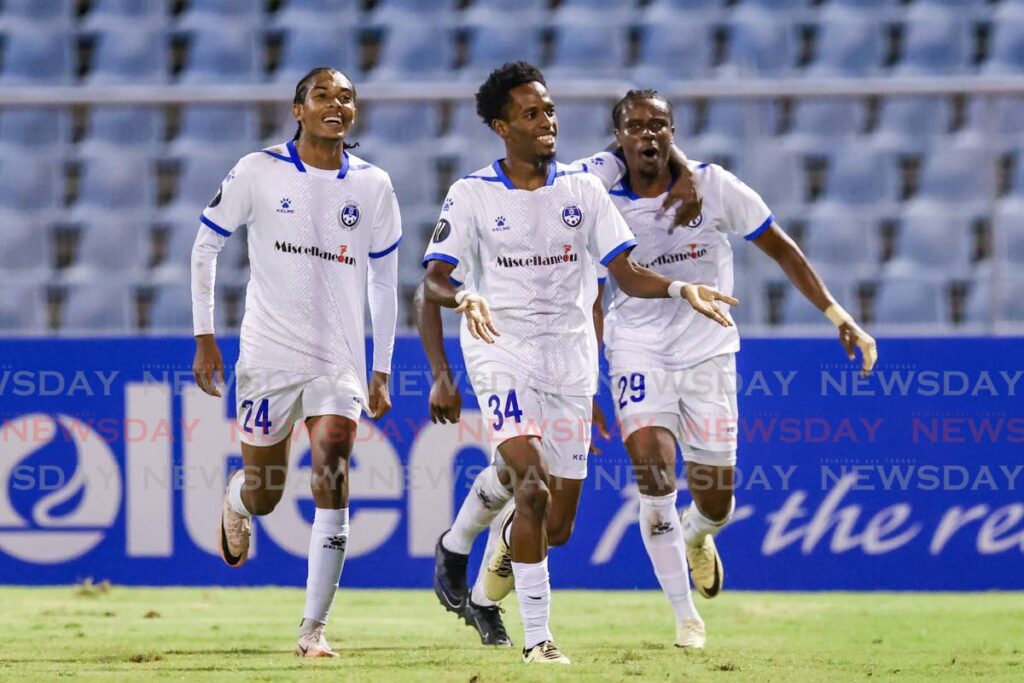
[
  {"left": 681, "top": 509, "right": 724, "bottom": 599},
  {"left": 218, "top": 471, "right": 251, "bottom": 568},
  {"left": 483, "top": 507, "right": 515, "bottom": 602},
  {"left": 675, "top": 618, "right": 707, "bottom": 650},
  {"left": 296, "top": 619, "right": 339, "bottom": 658},
  {"left": 522, "top": 640, "right": 571, "bottom": 664}
]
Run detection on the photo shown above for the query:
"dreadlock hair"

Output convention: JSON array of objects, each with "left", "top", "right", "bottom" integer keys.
[
  {"left": 292, "top": 67, "right": 358, "bottom": 149},
  {"left": 611, "top": 89, "right": 674, "bottom": 130},
  {"left": 475, "top": 61, "right": 547, "bottom": 128}
]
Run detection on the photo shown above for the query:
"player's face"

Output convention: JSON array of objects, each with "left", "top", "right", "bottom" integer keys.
[
  {"left": 493, "top": 82, "right": 558, "bottom": 162},
  {"left": 293, "top": 71, "right": 357, "bottom": 142},
  {"left": 614, "top": 98, "right": 675, "bottom": 179}
]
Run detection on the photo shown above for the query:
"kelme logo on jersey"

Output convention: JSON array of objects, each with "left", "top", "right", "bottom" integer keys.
[
  {"left": 442, "top": 197, "right": 454, "bottom": 212},
  {"left": 274, "top": 240, "right": 356, "bottom": 266},
  {"left": 496, "top": 245, "right": 578, "bottom": 268},
  {"left": 277, "top": 198, "right": 295, "bottom": 214},
  {"left": 561, "top": 205, "right": 583, "bottom": 228},
  {"left": 493, "top": 216, "right": 509, "bottom": 232},
  {"left": 339, "top": 201, "right": 360, "bottom": 229},
  {"left": 431, "top": 219, "right": 451, "bottom": 243}
]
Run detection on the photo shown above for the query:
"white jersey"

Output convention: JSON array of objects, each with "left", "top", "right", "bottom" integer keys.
[
  {"left": 196, "top": 140, "right": 402, "bottom": 396},
  {"left": 589, "top": 154, "right": 773, "bottom": 374},
  {"left": 423, "top": 159, "right": 636, "bottom": 396}
]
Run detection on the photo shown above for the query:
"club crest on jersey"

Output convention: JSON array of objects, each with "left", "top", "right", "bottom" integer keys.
[
  {"left": 561, "top": 205, "right": 583, "bottom": 229},
  {"left": 339, "top": 201, "right": 360, "bottom": 229},
  {"left": 432, "top": 218, "right": 451, "bottom": 243},
  {"left": 687, "top": 211, "right": 704, "bottom": 228}
]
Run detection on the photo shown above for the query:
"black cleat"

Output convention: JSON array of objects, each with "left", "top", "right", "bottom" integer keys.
[
  {"left": 433, "top": 530, "right": 469, "bottom": 614},
  {"left": 462, "top": 599, "right": 513, "bottom": 647}
]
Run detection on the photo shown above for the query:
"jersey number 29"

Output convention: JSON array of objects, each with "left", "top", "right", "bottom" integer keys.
[{"left": 617, "top": 373, "right": 646, "bottom": 409}]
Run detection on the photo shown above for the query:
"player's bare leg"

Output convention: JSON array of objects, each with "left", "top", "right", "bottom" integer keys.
[
  {"left": 626, "top": 426, "right": 705, "bottom": 649},
  {"left": 545, "top": 476, "right": 583, "bottom": 548},
  {"left": 295, "top": 414, "right": 357, "bottom": 658},
  {"left": 493, "top": 435, "right": 569, "bottom": 664},
  {"left": 681, "top": 461, "right": 733, "bottom": 600},
  {"left": 220, "top": 435, "right": 293, "bottom": 568}
]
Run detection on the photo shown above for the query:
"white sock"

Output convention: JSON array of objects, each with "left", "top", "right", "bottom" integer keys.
[
  {"left": 470, "top": 502, "right": 510, "bottom": 607},
  {"left": 513, "top": 557, "right": 553, "bottom": 650},
  {"left": 228, "top": 471, "right": 252, "bottom": 517},
  {"left": 442, "top": 466, "right": 513, "bottom": 555},
  {"left": 681, "top": 498, "right": 735, "bottom": 547},
  {"left": 640, "top": 492, "right": 700, "bottom": 624},
  {"left": 303, "top": 508, "right": 349, "bottom": 624}
]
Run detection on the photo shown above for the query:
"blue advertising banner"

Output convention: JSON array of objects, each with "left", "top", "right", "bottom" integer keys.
[{"left": 0, "top": 337, "right": 1022, "bottom": 589}]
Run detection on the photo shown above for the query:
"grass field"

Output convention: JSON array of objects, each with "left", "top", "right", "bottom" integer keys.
[{"left": 0, "top": 587, "right": 1021, "bottom": 682}]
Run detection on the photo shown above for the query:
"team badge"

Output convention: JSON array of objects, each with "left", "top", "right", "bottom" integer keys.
[
  {"left": 687, "top": 211, "right": 704, "bottom": 228},
  {"left": 561, "top": 205, "right": 583, "bottom": 228},
  {"left": 432, "top": 218, "right": 451, "bottom": 243},
  {"left": 339, "top": 201, "right": 360, "bottom": 229}
]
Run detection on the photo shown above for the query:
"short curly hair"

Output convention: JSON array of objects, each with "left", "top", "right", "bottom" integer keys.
[
  {"left": 475, "top": 61, "right": 547, "bottom": 126},
  {"left": 611, "top": 89, "right": 674, "bottom": 129}
]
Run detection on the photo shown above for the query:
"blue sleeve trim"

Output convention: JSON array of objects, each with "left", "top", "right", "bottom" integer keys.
[
  {"left": 744, "top": 214, "right": 775, "bottom": 241},
  {"left": 600, "top": 238, "right": 637, "bottom": 266},
  {"left": 423, "top": 252, "right": 460, "bottom": 268},
  {"left": 697, "top": 162, "right": 710, "bottom": 169},
  {"left": 369, "top": 235, "right": 401, "bottom": 258},
  {"left": 553, "top": 168, "right": 587, "bottom": 179},
  {"left": 449, "top": 276, "right": 463, "bottom": 286},
  {"left": 597, "top": 276, "right": 607, "bottom": 284},
  {"left": 200, "top": 214, "right": 231, "bottom": 237}
]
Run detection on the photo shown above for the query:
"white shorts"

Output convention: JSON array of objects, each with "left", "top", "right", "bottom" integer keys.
[
  {"left": 234, "top": 364, "right": 364, "bottom": 447},
  {"left": 473, "top": 382, "right": 593, "bottom": 481},
  {"left": 612, "top": 353, "right": 738, "bottom": 467}
]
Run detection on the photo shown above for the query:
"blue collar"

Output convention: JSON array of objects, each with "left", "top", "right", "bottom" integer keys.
[
  {"left": 491, "top": 159, "right": 557, "bottom": 190},
  {"left": 615, "top": 167, "right": 679, "bottom": 201},
  {"left": 274, "top": 140, "right": 349, "bottom": 179}
]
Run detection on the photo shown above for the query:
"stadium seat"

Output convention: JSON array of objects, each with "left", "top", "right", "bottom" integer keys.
[
  {"left": 60, "top": 283, "right": 135, "bottom": 333},
  {"left": 740, "top": 146, "right": 805, "bottom": 214},
  {"left": 634, "top": 21, "right": 715, "bottom": 85},
  {"left": 0, "top": 107, "right": 72, "bottom": 158},
  {"left": 271, "top": 25, "right": 360, "bottom": 84},
  {"left": 553, "top": 0, "right": 635, "bottom": 24},
  {"left": 70, "top": 156, "right": 156, "bottom": 213},
  {"left": 441, "top": 103, "right": 498, "bottom": 159},
  {"left": 271, "top": 0, "right": 360, "bottom": 29},
  {"left": 358, "top": 147, "right": 436, "bottom": 207},
  {"left": 462, "top": 0, "right": 547, "bottom": 25},
  {"left": 720, "top": 10, "right": 797, "bottom": 77},
  {"left": 872, "top": 96, "right": 953, "bottom": 154},
  {"left": 800, "top": 214, "right": 882, "bottom": 279},
  {"left": 168, "top": 105, "right": 260, "bottom": 159},
  {"left": 547, "top": 21, "right": 629, "bottom": 80},
  {"left": 367, "top": 23, "right": 455, "bottom": 82},
  {"left": 359, "top": 102, "right": 440, "bottom": 147},
  {"left": 982, "top": 5, "right": 1024, "bottom": 74},
  {"left": 81, "top": 0, "right": 166, "bottom": 30},
  {"left": 780, "top": 277, "right": 856, "bottom": 327},
  {"left": 697, "top": 100, "right": 777, "bottom": 142},
  {"left": 785, "top": 99, "right": 867, "bottom": 150},
  {"left": 177, "top": 26, "right": 260, "bottom": 84},
  {"left": 818, "top": 146, "right": 898, "bottom": 209},
  {"left": 83, "top": 27, "right": 169, "bottom": 84},
  {"left": 961, "top": 274, "right": 994, "bottom": 328},
  {"left": 0, "top": 31, "right": 73, "bottom": 85},
  {"left": 806, "top": 12, "right": 883, "bottom": 77},
  {"left": 553, "top": 102, "right": 612, "bottom": 144},
  {"left": 0, "top": 212, "right": 53, "bottom": 284},
  {"left": 460, "top": 21, "right": 543, "bottom": 81},
  {"left": 0, "top": 158, "right": 61, "bottom": 215},
  {"left": 912, "top": 145, "right": 995, "bottom": 214},
  {"left": 872, "top": 276, "right": 948, "bottom": 325},
  {"left": 77, "top": 107, "right": 165, "bottom": 158},
  {"left": 147, "top": 283, "right": 192, "bottom": 333},
  {"left": 993, "top": 202, "right": 1024, "bottom": 268},
  {"left": 1002, "top": 275, "right": 1024, "bottom": 323},
  {"left": 0, "top": 0, "right": 73, "bottom": 28},
  {"left": 642, "top": 0, "right": 724, "bottom": 21},
  {"left": 887, "top": 205, "right": 976, "bottom": 277},
  {"left": 175, "top": 0, "right": 265, "bottom": 29},
  {"left": 894, "top": 11, "right": 973, "bottom": 75},
  {"left": 0, "top": 283, "right": 46, "bottom": 333},
  {"left": 62, "top": 221, "right": 148, "bottom": 283}
]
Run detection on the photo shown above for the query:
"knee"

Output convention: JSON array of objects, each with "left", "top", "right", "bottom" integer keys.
[
  {"left": 694, "top": 493, "right": 734, "bottom": 523},
  {"left": 518, "top": 480, "right": 551, "bottom": 520},
  {"left": 245, "top": 487, "right": 283, "bottom": 516}
]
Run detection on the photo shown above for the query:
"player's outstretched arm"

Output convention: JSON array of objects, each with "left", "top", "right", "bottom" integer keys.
[
  {"left": 605, "top": 251, "right": 738, "bottom": 328},
  {"left": 367, "top": 249, "right": 398, "bottom": 421},
  {"left": 753, "top": 222, "right": 878, "bottom": 376},
  {"left": 414, "top": 281, "right": 461, "bottom": 424},
  {"left": 422, "top": 260, "right": 500, "bottom": 344},
  {"left": 191, "top": 224, "right": 228, "bottom": 397}
]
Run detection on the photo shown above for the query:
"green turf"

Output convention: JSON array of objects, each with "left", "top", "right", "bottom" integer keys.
[{"left": 0, "top": 587, "right": 1021, "bottom": 682}]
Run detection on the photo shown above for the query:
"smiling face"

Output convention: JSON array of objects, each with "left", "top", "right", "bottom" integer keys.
[
  {"left": 614, "top": 97, "right": 675, "bottom": 180},
  {"left": 491, "top": 81, "right": 558, "bottom": 163},
  {"left": 292, "top": 70, "right": 357, "bottom": 143}
]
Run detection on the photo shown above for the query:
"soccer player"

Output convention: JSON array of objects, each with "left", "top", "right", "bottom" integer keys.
[
  {"left": 420, "top": 62, "right": 736, "bottom": 664},
  {"left": 190, "top": 68, "right": 402, "bottom": 658},
  {"left": 596, "top": 89, "right": 878, "bottom": 647}
]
